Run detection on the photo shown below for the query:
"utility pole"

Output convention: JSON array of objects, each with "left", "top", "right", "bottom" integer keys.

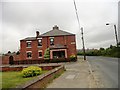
[
  {"left": 81, "top": 27, "right": 86, "bottom": 60},
  {"left": 113, "top": 25, "right": 119, "bottom": 48},
  {"left": 73, "top": 0, "right": 86, "bottom": 60},
  {"left": 106, "top": 23, "right": 119, "bottom": 47}
]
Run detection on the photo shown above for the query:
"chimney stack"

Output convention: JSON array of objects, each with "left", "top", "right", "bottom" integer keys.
[
  {"left": 36, "top": 31, "right": 39, "bottom": 37},
  {"left": 53, "top": 25, "right": 59, "bottom": 30}
]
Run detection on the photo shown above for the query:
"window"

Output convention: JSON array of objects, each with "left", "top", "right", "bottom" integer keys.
[
  {"left": 26, "top": 41, "right": 31, "bottom": 48},
  {"left": 26, "top": 51, "right": 32, "bottom": 59},
  {"left": 38, "top": 39, "right": 42, "bottom": 46},
  {"left": 39, "top": 52, "right": 42, "bottom": 57},
  {"left": 50, "top": 38, "right": 54, "bottom": 45},
  {"left": 38, "top": 50, "right": 42, "bottom": 58}
]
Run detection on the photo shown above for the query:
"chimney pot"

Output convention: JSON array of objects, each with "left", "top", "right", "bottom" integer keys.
[
  {"left": 36, "top": 31, "right": 39, "bottom": 37},
  {"left": 53, "top": 25, "right": 59, "bottom": 30}
]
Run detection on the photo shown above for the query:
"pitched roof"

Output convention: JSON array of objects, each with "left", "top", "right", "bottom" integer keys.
[
  {"left": 41, "top": 25, "right": 75, "bottom": 36},
  {"left": 21, "top": 25, "right": 75, "bottom": 40},
  {"left": 21, "top": 37, "right": 36, "bottom": 41}
]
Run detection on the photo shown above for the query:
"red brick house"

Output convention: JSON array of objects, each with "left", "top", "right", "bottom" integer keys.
[
  {"left": 2, "top": 25, "right": 77, "bottom": 64},
  {"left": 20, "top": 25, "right": 77, "bottom": 60}
]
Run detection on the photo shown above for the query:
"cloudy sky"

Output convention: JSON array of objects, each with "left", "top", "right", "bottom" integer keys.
[{"left": 0, "top": 0, "right": 119, "bottom": 53}]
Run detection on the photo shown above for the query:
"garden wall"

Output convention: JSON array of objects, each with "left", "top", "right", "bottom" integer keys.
[
  {"left": 15, "top": 65, "right": 65, "bottom": 89},
  {"left": 1, "top": 64, "right": 61, "bottom": 72}
]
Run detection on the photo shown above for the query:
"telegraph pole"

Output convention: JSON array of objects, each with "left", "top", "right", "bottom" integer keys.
[
  {"left": 106, "top": 23, "right": 119, "bottom": 47},
  {"left": 81, "top": 27, "right": 86, "bottom": 60},
  {"left": 73, "top": 0, "right": 86, "bottom": 60},
  {"left": 113, "top": 25, "right": 119, "bottom": 48}
]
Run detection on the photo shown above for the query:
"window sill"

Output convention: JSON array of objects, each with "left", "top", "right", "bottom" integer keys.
[
  {"left": 50, "top": 45, "right": 54, "bottom": 46},
  {"left": 38, "top": 46, "right": 42, "bottom": 48},
  {"left": 26, "top": 57, "right": 32, "bottom": 59},
  {"left": 26, "top": 47, "right": 32, "bottom": 48}
]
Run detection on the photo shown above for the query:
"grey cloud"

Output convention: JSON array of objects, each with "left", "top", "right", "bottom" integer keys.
[{"left": 1, "top": 1, "right": 118, "bottom": 53}]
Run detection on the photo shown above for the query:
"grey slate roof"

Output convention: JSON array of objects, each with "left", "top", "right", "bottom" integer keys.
[
  {"left": 41, "top": 29, "right": 74, "bottom": 37},
  {"left": 21, "top": 25, "right": 75, "bottom": 40},
  {"left": 21, "top": 37, "right": 36, "bottom": 41}
]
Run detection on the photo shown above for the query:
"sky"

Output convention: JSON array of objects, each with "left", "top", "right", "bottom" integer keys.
[{"left": 0, "top": 0, "right": 119, "bottom": 53}]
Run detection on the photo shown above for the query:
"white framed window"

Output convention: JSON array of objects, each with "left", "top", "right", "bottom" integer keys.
[
  {"left": 38, "top": 39, "right": 42, "bottom": 47},
  {"left": 38, "top": 50, "right": 42, "bottom": 58},
  {"left": 26, "top": 51, "right": 32, "bottom": 59},
  {"left": 26, "top": 41, "right": 32, "bottom": 48},
  {"left": 37, "top": 38, "right": 42, "bottom": 39},
  {"left": 49, "top": 37, "right": 54, "bottom": 46}
]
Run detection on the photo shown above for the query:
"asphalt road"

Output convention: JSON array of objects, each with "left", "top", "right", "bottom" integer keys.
[{"left": 86, "top": 56, "right": 118, "bottom": 88}]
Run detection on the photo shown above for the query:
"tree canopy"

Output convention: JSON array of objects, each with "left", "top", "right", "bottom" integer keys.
[{"left": 77, "top": 44, "right": 120, "bottom": 58}]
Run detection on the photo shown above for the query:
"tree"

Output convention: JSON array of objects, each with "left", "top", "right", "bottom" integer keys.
[
  {"left": 110, "top": 45, "right": 113, "bottom": 49},
  {"left": 99, "top": 48, "right": 104, "bottom": 51},
  {"left": 44, "top": 48, "right": 50, "bottom": 59},
  {"left": 117, "top": 42, "right": 120, "bottom": 47}
]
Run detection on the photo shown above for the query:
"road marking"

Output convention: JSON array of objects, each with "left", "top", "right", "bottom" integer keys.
[{"left": 66, "top": 75, "right": 76, "bottom": 79}]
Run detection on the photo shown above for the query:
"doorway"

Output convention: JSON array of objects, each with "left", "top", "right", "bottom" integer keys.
[
  {"left": 9, "top": 56, "right": 14, "bottom": 65},
  {"left": 53, "top": 51, "right": 65, "bottom": 59}
]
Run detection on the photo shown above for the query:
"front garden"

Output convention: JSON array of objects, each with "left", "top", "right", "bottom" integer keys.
[
  {"left": 1, "top": 66, "right": 47, "bottom": 89},
  {"left": 1, "top": 65, "right": 65, "bottom": 89}
]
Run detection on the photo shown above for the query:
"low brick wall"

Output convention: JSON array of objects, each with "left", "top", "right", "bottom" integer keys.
[
  {"left": 16, "top": 65, "right": 65, "bottom": 89},
  {"left": 1, "top": 64, "right": 61, "bottom": 72}
]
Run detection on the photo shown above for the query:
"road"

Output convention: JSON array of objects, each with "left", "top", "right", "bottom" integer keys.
[{"left": 86, "top": 56, "right": 118, "bottom": 88}]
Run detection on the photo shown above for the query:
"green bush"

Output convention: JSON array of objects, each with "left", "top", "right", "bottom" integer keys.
[
  {"left": 44, "top": 48, "right": 50, "bottom": 59},
  {"left": 70, "top": 55, "right": 76, "bottom": 61},
  {"left": 21, "top": 66, "right": 42, "bottom": 78}
]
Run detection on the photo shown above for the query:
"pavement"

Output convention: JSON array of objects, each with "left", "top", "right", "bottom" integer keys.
[{"left": 46, "top": 57, "right": 98, "bottom": 88}]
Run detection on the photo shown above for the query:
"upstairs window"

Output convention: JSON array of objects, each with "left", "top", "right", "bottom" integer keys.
[
  {"left": 38, "top": 39, "right": 42, "bottom": 46},
  {"left": 26, "top": 51, "right": 32, "bottom": 59},
  {"left": 50, "top": 37, "right": 54, "bottom": 46},
  {"left": 26, "top": 41, "right": 31, "bottom": 48}
]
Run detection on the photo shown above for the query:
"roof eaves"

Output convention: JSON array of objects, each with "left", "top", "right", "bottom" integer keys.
[
  {"left": 41, "top": 29, "right": 75, "bottom": 37},
  {"left": 20, "top": 37, "right": 36, "bottom": 41}
]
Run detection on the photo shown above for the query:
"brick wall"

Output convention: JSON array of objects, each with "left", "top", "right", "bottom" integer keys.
[
  {"left": 2, "top": 35, "right": 77, "bottom": 65},
  {"left": 1, "top": 65, "right": 60, "bottom": 72},
  {"left": 20, "top": 35, "right": 77, "bottom": 60},
  {"left": 1, "top": 54, "right": 21, "bottom": 65}
]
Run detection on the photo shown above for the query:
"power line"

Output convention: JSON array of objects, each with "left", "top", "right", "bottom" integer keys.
[
  {"left": 73, "top": 0, "right": 81, "bottom": 30},
  {"left": 73, "top": 0, "right": 86, "bottom": 60}
]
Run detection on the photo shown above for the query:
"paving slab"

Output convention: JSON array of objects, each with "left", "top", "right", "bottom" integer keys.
[{"left": 46, "top": 57, "right": 97, "bottom": 88}]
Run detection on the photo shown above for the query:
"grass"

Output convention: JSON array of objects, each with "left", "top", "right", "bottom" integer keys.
[{"left": 1, "top": 71, "right": 47, "bottom": 89}]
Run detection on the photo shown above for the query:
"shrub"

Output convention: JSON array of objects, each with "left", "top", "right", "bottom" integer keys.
[
  {"left": 21, "top": 66, "right": 42, "bottom": 78},
  {"left": 44, "top": 48, "right": 50, "bottom": 59},
  {"left": 70, "top": 55, "right": 76, "bottom": 61}
]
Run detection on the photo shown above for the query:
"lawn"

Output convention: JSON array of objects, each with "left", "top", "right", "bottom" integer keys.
[{"left": 1, "top": 71, "right": 47, "bottom": 89}]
